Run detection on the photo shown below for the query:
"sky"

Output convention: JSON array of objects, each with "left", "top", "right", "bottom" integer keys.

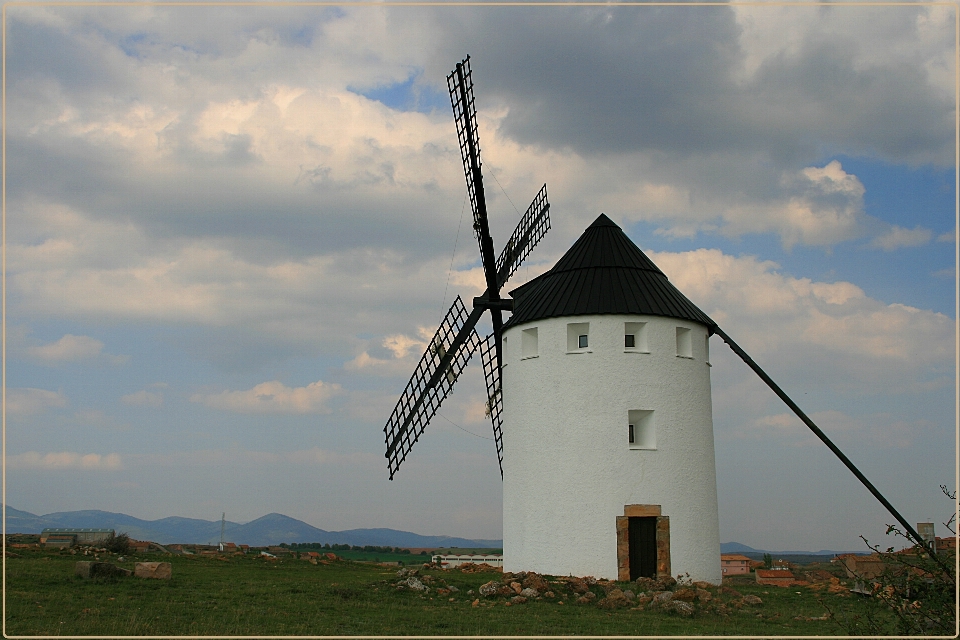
[{"left": 4, "top": 2, "right": 956, "bottom": 553}]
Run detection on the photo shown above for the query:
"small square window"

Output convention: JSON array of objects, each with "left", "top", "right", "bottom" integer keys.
[
  {"left": 628, "top": 410, "right": 655, "bottom": 449},
  {"left": 625, "top": 322, "right": 648, "bottom": 352},
  {"left": 521, "top": 327, "right": 538, "bottom": 359},
  {"left": 567, "top": 322, "right": 590, "bottom": 352}
]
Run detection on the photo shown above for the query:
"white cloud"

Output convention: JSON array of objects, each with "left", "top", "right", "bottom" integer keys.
[
  {"left": 128, "top": 446, "right": 378, "bottom": 469},
  {"left": 121, "top": 389, "right": 163, "bottom": 407},
  {"left": 6, "top": 388, "right": 67, "bottom": 415},
  {"left": 651, "top": 248, "right": 955, "bottom": 370},
  {"left": 936, "top": 228, "right": 955, "bottom": 242},
  {"left": 726, "top": 409, "right": 926, "bottom": 450},
  {"left": 870, "top": 224, "right": 933, "bottom": 250},
  {"left": 190, "top": 380, "right": 342, "bottom": 414},
  {"left": 27, "top": 334, "right": 103, "bottom": 362},
  {"left": 8, "top": 451, "right": 122, "bottom": 470}
]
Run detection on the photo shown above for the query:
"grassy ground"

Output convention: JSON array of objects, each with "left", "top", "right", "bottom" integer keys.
[{"left": 5, "top": 548, "right": 891, "bottom": 636}]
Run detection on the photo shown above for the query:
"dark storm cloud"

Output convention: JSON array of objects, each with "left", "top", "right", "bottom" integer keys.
[{"left": 421, "top": 5, "right": 951, "bottom": 165}]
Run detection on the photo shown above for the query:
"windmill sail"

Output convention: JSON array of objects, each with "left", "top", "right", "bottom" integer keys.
[
  {"left": 497, "top": 184, "right": 550, "bottom": 288},
  {"left": 479, "top": 333, "right": 505, "bottom": 476},
  {"left": 384, "top": 296, "right": 483, "bottom": 480},
  {"left": 383, "top": 56, "right": 550, "bottom": 479}
]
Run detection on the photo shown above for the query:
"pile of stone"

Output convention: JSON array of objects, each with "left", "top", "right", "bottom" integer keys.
[
  {"left": 457, "top": 562, "right": 500, "bottom": 574},
  {"left": 393, "top": 567, "right": 460, "bottom": 599},
  {"left": 387, "top": 564, "right": 779, "bottom": 618},
  {"left": 75, "top": 561, "right": 172, "bottom": 580}
]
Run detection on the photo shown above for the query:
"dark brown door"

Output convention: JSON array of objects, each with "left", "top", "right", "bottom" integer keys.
[{"left": 628, "top": 516, "right": 657, "bottom": 580}]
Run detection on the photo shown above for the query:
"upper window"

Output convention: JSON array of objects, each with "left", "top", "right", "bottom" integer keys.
[
  {"left": 628, "top": 410, "right": 655, "bottom": 449},
  {"left": 676, "top": 326, "right": 692, "bottom": 358},
  {"left": 625, "top": 322, "right": 649, "bottom": 353},
  {"left": 567, "top": 322, "right": 590, "bottom": 353},
  {"left": 521, "top": 327, "right": 539, "bottom": 359}
]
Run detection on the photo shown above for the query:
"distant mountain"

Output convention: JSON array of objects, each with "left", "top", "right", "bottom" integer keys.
[
  {"left": 721, "top": 541, "right": 868, "bottom": 556},
  {"left": 3, "top": 506, "right": 501, "bottom": 548},
  {"left": 720, "top": 541, "right": 761, "bottom": 554}
]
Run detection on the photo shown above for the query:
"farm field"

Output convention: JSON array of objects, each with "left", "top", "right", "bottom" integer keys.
[{"left": 5, "top": 548, "right": 891, "bottom": 636}]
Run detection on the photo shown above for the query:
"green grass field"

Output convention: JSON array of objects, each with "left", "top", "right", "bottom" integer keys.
[{"left": 5, "top": 548, "right": 891, "bottom": 636}]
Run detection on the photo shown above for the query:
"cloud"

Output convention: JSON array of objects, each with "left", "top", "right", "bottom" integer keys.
[
  {"left": 6, "top": 387, "right": 67, "bottom": 415},
  {"left": 721, "top": 161, "right": 866, "bottom": 248},
  {"left": 650, "top": 248, "right": 955, "bottom": 379},
  {"left": 936, "top": 228, "right": 956, "bottom": 242},
  {"left": 127, "top": 446, "right": 378, "bottom": 469},
  {"left": 27, "top": 334, "right": 103, "bottom": 362},
  {"left": 870, "top": 225, "right": 933, "bottom": 250},
  {"left": 120, "top": 389, "right": 163, "bottom": 407},
  {"left": 726, "top": 409, "right": 927, "bottom": 450},
  {"left": 8, "top": 451, "right": 122, "bottom": 470},
  {"left": 190, "top": 379, "right": 343, "bottom": 414}
]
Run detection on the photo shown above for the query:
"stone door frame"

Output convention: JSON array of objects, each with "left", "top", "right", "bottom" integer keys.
[{"left": 616, "top": 504, "right": 671, "bottom": 581}]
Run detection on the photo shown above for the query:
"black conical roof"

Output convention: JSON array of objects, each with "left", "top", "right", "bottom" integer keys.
[{"left": 504, "top": 214, "right": 716, "bottom": 330}]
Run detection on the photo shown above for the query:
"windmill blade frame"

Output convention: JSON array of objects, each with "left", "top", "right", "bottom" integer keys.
[
  {"left": 479, "top": 332, "right": 505, "bottom": 477},
  {"left": 496, "top": 184, "right": 551, "bottom": 289},
  {"left": 383, "top": 56, "right": 551, "bottom": 480},
  {"left": 384, "top": 296, "right": 483, "bottom": 480}
]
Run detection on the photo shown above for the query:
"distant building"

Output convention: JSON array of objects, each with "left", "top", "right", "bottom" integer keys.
[
  {"left": 719, "top": 554, "right": 751, "bottom": 575},
  {"left": 836, "top": 553, "right": 885, "bottom": 580},
  {"left": 432, "top": 554, "right": 503, "bottom": 568},
  {"left": 40, "top": 528, "right": 114, "bottom": 548},
  {"left": 756, "top": 569, "right": 796, "bottom": 586},
  {"left": 935, "top": 536, "right": 956, "bottom": 553}
]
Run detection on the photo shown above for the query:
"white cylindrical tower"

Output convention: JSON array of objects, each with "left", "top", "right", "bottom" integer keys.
[{"left": 500, "top": 214, "right": 721, "bottom": 584}]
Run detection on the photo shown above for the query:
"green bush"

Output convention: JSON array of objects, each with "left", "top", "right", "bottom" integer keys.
[{"left": 104, "top": 532, "right": 131, "bottom": 555}]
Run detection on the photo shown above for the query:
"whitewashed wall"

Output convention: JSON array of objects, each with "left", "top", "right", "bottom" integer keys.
[{"left": 501, "top": 314, "right": 721, "bottom": 584}]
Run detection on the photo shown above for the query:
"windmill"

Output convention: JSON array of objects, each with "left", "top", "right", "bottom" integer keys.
[
  {"left": 383, "top": 56, "right": 550, "bottom": 480},
  {"left": 383, "top": 56, "right": 945, "bottom": 584}
]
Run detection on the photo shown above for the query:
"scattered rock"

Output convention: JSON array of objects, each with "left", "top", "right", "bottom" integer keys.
[
  {"left": 510, "top": 595, "right": 528, "bottom": 605},
  {"left": 403, "top": 577, "right": 428, "bottom": 592},
  {"left": 458, "top": 562, "right": 498, "bottom": 573},
  {"left": 655, "top": 575, "right": 677, "bottom": 591},
  {"left": 575, "top": 591, "right": 597, "bottom": 604},
  {"left": 479, "top": 580, "right": 502, "bottom": 597},
  {"left": 519, "top": 587, "right": 538, "bottom": 598},
  {"left": 510, "top": 581, "right": 522, "bottom": 594},
  {"left": 134, "top": 562, "right": 171, "bottom": 579},
  {"left": 436, "top": 588, "right": 450, "bottom": 596},
  {"left": 721, "top": 586, "right": 742, "bottom": 598},
  {"left": 673, "top": 587, "right": 697, "bottom": 602},
  {"left": 669, "top": 600, "right": 696, "bottom": 617},
  {"left": 471, "top": 599, "right": 480, "bottom": 607},
  {"left": 448, "top": 585, "right": 459, "bottom": 593},
  {"left": 75, "top": 561, "right": 132, "bottom": 579},
  {"left": 568, "top": 578, "right": 590, "bottom": 594},
  {"left": 597, "top": 589, "right": 631, "bottom": 610},
  {"left": 635, "top": 577, "right": 658, "bottom": 593},
  {"left": 397, "top": 567, "right": 419, "bottom": 578},
  {"left": 742, "top": 594, "right": 763, "bottom": 606},
  {"left": 522, "top": 573, "right": 550, "bottom": 592},
  {"left": 651, "top": 591, "right": 674, "bottom": 608},
  {"left": 696, "top": 588, "right": 712, "bottom": 602},
  {"left": 622, "top": 590, "right": 636, "bottom": 601},
  {"left": 543, "top": 591, "right": 555, "bottom": 599}
]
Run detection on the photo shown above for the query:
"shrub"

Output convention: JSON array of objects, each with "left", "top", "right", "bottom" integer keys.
[
  {"left": 827, "top": 485, "right": 956, "bottom": 636},
  {"left": 104, "top": 532, "right": 131, "bottom": 555}
]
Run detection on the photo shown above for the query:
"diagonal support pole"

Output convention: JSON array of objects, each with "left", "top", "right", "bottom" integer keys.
[{"left": 713, "top": 326, "right": 953, "bottom": 579}]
